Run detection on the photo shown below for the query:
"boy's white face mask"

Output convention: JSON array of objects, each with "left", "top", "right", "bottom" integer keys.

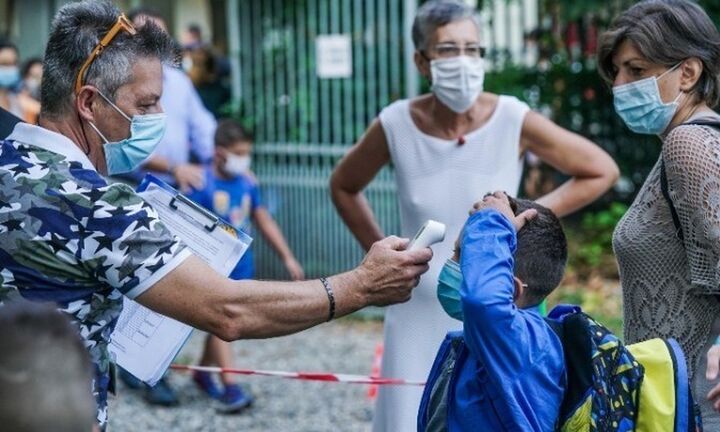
[
  {"left": 224, "top": 154, "right": 251, "bottom": 176},
  {"left": 430, "top": 56, "right": 485, "bottom": 113}
]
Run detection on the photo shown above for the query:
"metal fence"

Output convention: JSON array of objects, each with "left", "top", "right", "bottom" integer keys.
[
  {"left": 252, "top": 144, "right": 399, "bottom": 278},
  {"left": 232, "top": 0, "right": 538, "bottom": 279}
]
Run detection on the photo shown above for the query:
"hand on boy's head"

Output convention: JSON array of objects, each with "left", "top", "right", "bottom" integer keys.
[{"left": 470, "top": 191, "right": 537, "bottom": 232}]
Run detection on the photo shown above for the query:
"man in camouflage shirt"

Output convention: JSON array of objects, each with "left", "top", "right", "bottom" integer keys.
[{"left": 0, "top": 1, "right": 432, "bottom": 429}]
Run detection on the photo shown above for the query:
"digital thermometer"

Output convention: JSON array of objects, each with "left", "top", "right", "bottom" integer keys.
[{"left": 407, "top": 220, "right": 446, "bottom": 251}]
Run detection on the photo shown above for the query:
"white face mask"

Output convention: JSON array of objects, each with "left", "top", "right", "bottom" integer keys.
[
  {"left": 430, "top": 56, "right": 485, "bottom": 113},
  {"left": 224, "top": 154, "right": 251, "bottom": 176}
]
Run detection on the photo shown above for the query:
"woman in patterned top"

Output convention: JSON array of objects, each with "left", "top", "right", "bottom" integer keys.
[{"left": 598, "top": 0, "right": 720, "bottom": 425}]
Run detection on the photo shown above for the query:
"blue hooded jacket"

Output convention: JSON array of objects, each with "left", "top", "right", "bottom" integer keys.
[{"left": 418, "top": 209, "right": 566, "bottom": 431}]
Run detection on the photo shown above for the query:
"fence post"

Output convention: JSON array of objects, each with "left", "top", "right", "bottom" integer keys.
[{"left": 404, "top": 0, "right": 419, "bottom": 98}]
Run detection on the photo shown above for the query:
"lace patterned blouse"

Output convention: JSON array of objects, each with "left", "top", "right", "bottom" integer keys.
[{"left": 613, "top": 118, "right": 720, "bottom": 425}]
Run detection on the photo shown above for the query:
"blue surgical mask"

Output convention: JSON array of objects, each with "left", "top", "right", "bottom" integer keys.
[
  {"left": 88, "top": 91, "right": 167, "bottom": 175},
  {"left": 613, "top": 63, "right": 683, "bottom": 135},
  {"left": 437, "top": 258, "right": 464, "bottom": 321},
  {"left": 0, "top": 66, "right": 20, "bottom": 89}
]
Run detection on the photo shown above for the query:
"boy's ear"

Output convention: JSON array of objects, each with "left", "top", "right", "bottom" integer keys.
[{"left": 513, "top": 277, "right": 525, "bottom": 302}]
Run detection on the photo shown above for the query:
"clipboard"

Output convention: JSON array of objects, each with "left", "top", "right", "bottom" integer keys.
[
  {"left": 136, "top": 174, "right": 252, "bottom": 276},
  {"left": 109, "top": 174, "right": 252, "bottom": 385}
]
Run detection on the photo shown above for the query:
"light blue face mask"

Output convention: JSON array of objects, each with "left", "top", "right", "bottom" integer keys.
[
  {"left": 88, "top": 90, "right": 167, "bottom": 175},
  {"left": 613, "top": 63, "right": 683, "bottom": 135},
  {"left": 437, "top": 258, "right": 464, "bottom": 321},
  {"left": 0, "top": 66, "right": 20, "bottom": 88}
]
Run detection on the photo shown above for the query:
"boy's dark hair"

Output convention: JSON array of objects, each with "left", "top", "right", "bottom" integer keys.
[
  {"left": 509, "top": 197, "right": 568, "bottom": 306},
  {"left": 215, "top": 118, "right": 254, "bottom": 148},
  {"left": 0, "top": 300, "right": 95, "bottom": 431}
]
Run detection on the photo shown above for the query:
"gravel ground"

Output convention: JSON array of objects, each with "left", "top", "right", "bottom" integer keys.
[{"left": 108, "top": 320, "right": 384, "bottom": 432}]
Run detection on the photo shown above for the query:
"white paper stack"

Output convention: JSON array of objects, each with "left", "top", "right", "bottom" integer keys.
[{"left": 109, "top": 178, "right": 251, "bottom": 385}]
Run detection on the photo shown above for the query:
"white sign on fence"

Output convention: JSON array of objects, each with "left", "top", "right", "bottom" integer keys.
[{"left": 316, "top": 34, "right": 352, "bottom": 79}]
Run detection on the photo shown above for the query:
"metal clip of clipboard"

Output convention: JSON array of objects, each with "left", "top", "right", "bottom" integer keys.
[{"left": 168, "top": 193, "right": 219, "bottom": 233}]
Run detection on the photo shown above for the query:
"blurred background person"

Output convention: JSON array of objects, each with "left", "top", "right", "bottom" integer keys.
[
  {"left": 113, "top": 6, "right": 217, "bottom": 407},
  {"left": 187, "top": 119, "right": 305, "bottom": 412},
  {"left": 20, "top": 57, "right": 43, "bottom": 104},
  {"left": 124, "top": 7, "right": 216, "bottom": 195},
  {"left": 187, "top": 45, "right": 231, "bottom": 118},
  {"left": 0, "top": 300, "right": 97, "bottom": 432},
  {"left": 182, "top": 23, "right": 204, "bottom": 51},
  {"left": 0, "top": 40, "right": 38, "bottom": 123},
  {"left": 330, "top": 1, "right": 618, "bottom": 430}
]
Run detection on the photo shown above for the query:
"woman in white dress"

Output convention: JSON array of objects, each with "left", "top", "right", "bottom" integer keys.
[{"left": 330, "top": 1, "right": 619, "bottom": 430}]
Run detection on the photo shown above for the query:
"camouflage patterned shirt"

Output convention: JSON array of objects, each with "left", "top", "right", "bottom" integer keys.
[{"left": 0, "top": 123, "right": 191, "bottom": 427}]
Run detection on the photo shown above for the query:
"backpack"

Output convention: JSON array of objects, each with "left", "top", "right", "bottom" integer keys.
[{"left": 547, "top": 304, "right": 701, "bottom": 432}]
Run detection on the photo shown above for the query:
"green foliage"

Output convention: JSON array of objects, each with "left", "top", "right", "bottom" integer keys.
[{"left": 566, "top": 202, "right": 628, "bottom": 276}]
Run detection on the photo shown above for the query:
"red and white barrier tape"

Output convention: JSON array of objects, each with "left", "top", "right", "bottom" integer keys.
[{"left": 170, "top": 364, "right": 425, "bottom": 386}]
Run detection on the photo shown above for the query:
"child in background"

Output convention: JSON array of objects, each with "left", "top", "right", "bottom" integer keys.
[{"left": 188, "top": 119, "right": 305, "bottom": 412}]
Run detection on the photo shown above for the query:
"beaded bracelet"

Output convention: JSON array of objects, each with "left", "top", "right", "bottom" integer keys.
[{"left": 319, "top": 277, "right": 336, "bottom": 322}]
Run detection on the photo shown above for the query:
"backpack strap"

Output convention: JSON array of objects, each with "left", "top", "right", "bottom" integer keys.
[
  {"left": 660, "top": 118, "right": 720, "bottom": 242},
  {"left": 659, "top": 158, "right": 684, "bottom": 241}
]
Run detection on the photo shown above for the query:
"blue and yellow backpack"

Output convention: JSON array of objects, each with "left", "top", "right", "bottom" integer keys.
[{"left": 548, "top": 305, "right": 701, "bottom": 432}]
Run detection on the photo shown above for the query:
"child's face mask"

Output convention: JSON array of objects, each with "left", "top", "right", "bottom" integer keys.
[
  {"left": 224, "top": 153, "right": 251, "bottom": 176},
  {"left": 437, "top": 258, "right": 464, "bottom": 321}
]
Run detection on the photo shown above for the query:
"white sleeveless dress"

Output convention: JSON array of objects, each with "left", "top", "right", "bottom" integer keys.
[{"left": 372, "top": 96, "right": 529, "bottom": 431}]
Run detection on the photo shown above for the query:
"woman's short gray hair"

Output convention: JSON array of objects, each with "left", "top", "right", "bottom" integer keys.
[
  {"left": 598, "top": 0, "right": 720, "bottom": 108},
  {"left": 412, "top": 0, "right": 480, "bottom": 51},
  {"left": 41, "top": 0, "right": 179, "bottom": 119}
]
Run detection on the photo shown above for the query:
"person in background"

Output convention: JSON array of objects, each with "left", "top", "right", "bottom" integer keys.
[
  {"left": 187, "top": 119, "right": 305, "bottom": 412},
  {"left": 112, "top": 6, "right": 218, "bottom": 406},
  {"left": 20, "top": 57, "right": 43, "bottom": 103},
  {"left": 329, "top": 1, "right": 618, "bottom": 430},
  {"left": 0, "top": 300, "right": 97, "bottom": 432},
  {"left": 182, "top": 23, "right": 204, "bottom": 51},
  {"left": 187, "top": 45, "right": 231, "bottom": 117},
  {"left": 0, "top": 40, "right": 38, "bottom": 123},
  {"left": 126, "top": 7, "right": 216, "bottom": 194}
]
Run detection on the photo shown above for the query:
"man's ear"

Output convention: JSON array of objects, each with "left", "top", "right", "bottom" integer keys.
[
  {"left": 513, "top": 277, "right": 525, "bottom": 303},
  {"left": 75, "top": 86, "right": 99, "bottom": 123}
]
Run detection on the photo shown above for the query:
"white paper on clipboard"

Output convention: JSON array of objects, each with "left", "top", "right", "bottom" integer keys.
[{"left": 109, "top": 177, "right": 252, "bottom": 385}]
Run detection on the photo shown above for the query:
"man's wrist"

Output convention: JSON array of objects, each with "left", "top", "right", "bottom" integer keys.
[{"left": 338, "top": 268, "right": 371, "bottom": 311}]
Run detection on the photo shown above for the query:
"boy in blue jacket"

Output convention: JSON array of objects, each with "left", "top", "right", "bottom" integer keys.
[{"left": 418, "top": 191, "right": 567, "bottom": 431}]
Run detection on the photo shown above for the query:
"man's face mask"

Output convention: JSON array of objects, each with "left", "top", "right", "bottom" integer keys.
[
  {"left": 613, "top": 63, "right": 683, "bottom": 135},
  {"left": 430, "top": 56, "right": 485, "bottom": 113},
  {"left": 437, "top": 258, "right": 464, "bottom": 321},
  {"left": 88, "top": 90, "right": 167, "bottom": 176}
]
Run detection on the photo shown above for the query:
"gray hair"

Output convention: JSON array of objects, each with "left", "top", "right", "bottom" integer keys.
[
  {"left": 598, "top": 0, "right": 720, "bottom": 108},
  {"left": 411, "top": 0, "right": 480, "bottom": 51},
  {"left": 41, "top": 0, "right": 179, "bottom": 120}
]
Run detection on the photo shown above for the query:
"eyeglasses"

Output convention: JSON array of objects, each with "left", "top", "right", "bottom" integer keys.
[
  {"left": 431, "top": 43, "right": 486, "bottom": 59},
  {"left": 74, "top": 13, "right": 137, "bottom": 95}
]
